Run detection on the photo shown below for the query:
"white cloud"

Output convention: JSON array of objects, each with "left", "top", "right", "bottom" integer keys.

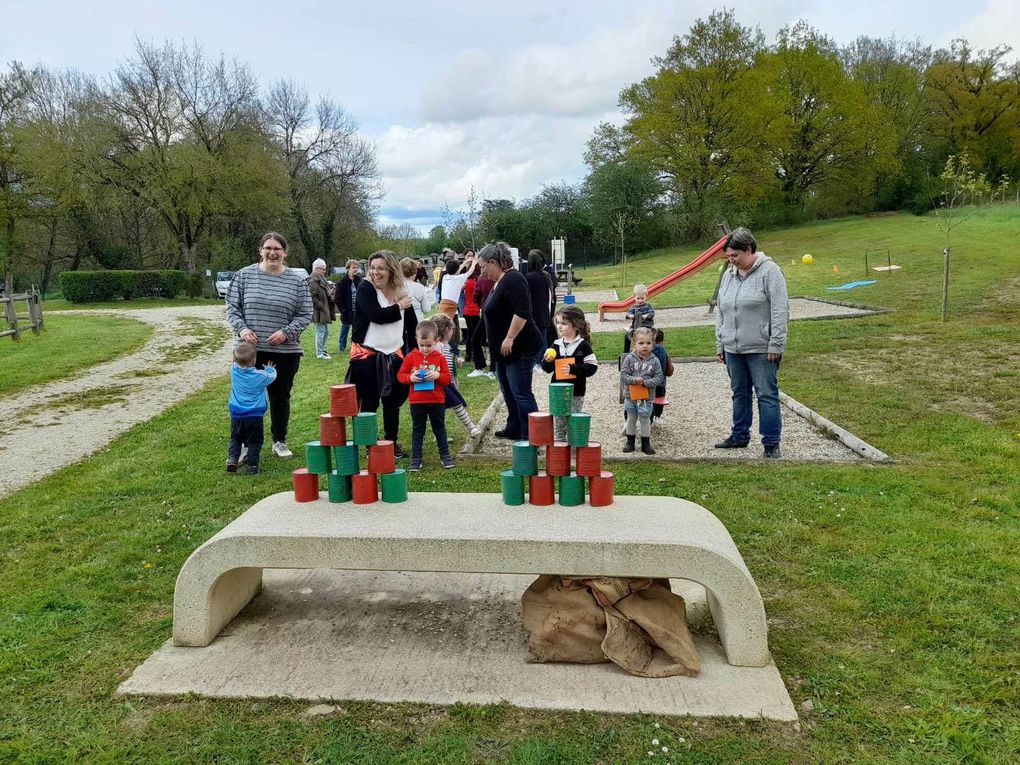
[{"left": 951, "top": 0, "right": 1020, "bottom": 59}]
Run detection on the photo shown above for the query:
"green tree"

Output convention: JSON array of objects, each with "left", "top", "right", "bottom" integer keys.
[
  {"left": 761, "top": 22, "right": 894, "bottom": 215},
  {"left": 618, "top": 10, "right": 773, "bottom": 236},
  {"left": 0, "top": 63, "right": 35, "bottom": 290},
  {"left": 934, "top": 152, "right": 990, "bottom": 321}
]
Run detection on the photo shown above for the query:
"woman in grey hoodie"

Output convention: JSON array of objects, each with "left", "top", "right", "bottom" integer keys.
[{"left": 714, "top": 227, "right": 789, "bottom": 458}]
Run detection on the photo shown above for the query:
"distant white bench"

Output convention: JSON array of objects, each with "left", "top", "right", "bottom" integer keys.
[{"left": 173, "top": 492, "right": 771, "bottom": 667}]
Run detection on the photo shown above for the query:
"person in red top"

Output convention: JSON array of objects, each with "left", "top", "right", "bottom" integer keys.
[
  {"left": 463, "top": 261, "right": 491, "bottom": 377},
  {"left": 397, "top": 320, "right": 454, "bottom": 471}
]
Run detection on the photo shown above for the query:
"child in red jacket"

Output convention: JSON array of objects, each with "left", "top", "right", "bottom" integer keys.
[{"left": 397, "top": 320, "right": 454, "bottom": 471}]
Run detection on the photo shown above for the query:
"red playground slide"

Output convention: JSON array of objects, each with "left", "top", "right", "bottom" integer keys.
[{"left": 597, "top": 235, "right": 730, "bottom": 320}]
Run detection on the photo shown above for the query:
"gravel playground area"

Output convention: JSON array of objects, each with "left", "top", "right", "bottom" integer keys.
[
  {"left": 471, "top": 361, "right": 868, "bottom": 463},
  {"left": 0, "top": 305, "right": 232, "bottom": 498},
  {"left": 588, "top": 297, "right": 881, "bottom": 333}
]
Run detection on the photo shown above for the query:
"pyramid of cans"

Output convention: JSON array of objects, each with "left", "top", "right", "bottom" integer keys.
[
  {"left": 500, "top": 382, "right": 615, "bottom": 507},
  {"left": 291, "top": 383, "right": 408, "bottom": 505}
]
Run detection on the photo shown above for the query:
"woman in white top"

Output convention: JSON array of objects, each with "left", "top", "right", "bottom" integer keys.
[{"left": 348, "top": 250, "right": 416, "bottom": 457}]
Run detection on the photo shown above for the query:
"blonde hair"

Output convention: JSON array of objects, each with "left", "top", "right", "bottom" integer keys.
[
  {"left": 400, "top": 257, "right": 418, "bottom": 278},
  {"left": 632, "top": 326, "right": 655, "bottom": 342},
  {"left": 233, "top": 342, "right": 257, "bottom": 367},
  {"left": 633, "top": 284, "right": 648, "bottom": 296},
  {"left": 432, "top": 313, "right": 455, "bottom": 341},
  {"left": 368, "top": 250, "right": 407, "bottom": 302}
]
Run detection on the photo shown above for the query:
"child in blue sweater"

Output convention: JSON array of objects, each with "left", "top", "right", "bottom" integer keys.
[{"left": 227, "top": 343, "right": 276, "bottom": 474}]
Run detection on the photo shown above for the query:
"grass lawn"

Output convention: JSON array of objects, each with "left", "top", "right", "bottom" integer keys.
[
  {"left": 0, "top": 313, "right": 152, "bottom": 398},
  {"left": 43, "top": 296, "right": 224, "bottom": 311},
  {"left": 1, "top": 208, "right": 1018, "bottom": 763}
]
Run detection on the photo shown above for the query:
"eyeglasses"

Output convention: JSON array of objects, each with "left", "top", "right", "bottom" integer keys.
[
  {"left": 368, "top": 265, "right": 388, "bottom": 273},
  {"left": 262, "top": 246, "right": 284, "bottom": 252}
]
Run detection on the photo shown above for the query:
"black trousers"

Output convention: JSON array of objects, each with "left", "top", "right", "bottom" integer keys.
[
  {"left": 465, "top": 314, "right": 487, "bottom": 371},
  {"left": 229, "top": 416, "right": 264, "bottom": 466},
  {"left": 255, "top": 350, "right": 301, "bottom": 443},
  {"left": 348, "top": 353, "right": 410, "bottom": 442},
  {"left": 410, "top": 403, "right": 450, "bottom": 460}
]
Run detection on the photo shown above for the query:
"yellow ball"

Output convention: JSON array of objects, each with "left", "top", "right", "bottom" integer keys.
[{"left": 801, "top": 253, "right": 814, "bottom": 265}]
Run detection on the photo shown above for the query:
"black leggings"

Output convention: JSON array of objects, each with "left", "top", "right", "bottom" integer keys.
[
  {"left": 255, "top": 351, "right": 301, "bottom": 443},
  {"left": 465, "top": 314, "right": 487, "bottom": 371},
  {"left": 348, "top": 354, "right": 410, "bottom": 442}
]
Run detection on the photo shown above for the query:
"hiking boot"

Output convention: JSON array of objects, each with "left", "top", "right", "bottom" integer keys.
[
  {"left": 763, "top": 445, "right": 782, "bottom": 459},
  {"left": 641, "top": 437, "right": 656, "bottom": 455},
  {"left": 272, "top": 441, "right": 293, "bottom": 458},
  {"left": 622, "top": 435, "right": 636, "bottom": 453},
  {"left": 714, "top": 436, "right": 750, "bottom": 449}
]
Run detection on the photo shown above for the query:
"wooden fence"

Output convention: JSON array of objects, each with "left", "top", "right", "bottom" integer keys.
[{"left": 1, "top": 287, "right": 44, "bottom": 341}]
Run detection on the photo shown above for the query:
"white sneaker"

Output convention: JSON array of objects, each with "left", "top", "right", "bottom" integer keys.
[
  {"left": 467, "top": 369, "right": 486, "bottom": 378},
  {"left": 272, "top": 441, "right": 293, "bottom": 458},
  {"left": 239, "top": 445, "right": 249, "bottom": 465},
  {"left": 484, "top": 371, "right": 497, "bottom": 380},
  {"left": 470, "top": 427, "right": 482, "bottom": 438},
  {"left": 317, "top": 353, "right": 331, "bottom": 360}
]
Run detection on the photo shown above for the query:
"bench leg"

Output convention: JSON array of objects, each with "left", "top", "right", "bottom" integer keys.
[
  {"left": 706, "top": 589, "right": 770, "bottom": 667},
  {"left": 173, "top": 567, "right": 263, "bottom": 647}
]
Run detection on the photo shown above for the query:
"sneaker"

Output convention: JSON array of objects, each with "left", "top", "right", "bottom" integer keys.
[
  {"left": 714, "top": 436, "right": 750, "bottom": 449},
  {"left": 239, "top": 445, "right": 248, "bottom": 465},
  {"left": 393, "top": 443, "right": 410, "bottom": 459},
  {"left": 226, "top": 459, "right": 238, "bottom": 473},
  {"left": 441, "top": 456, "right": 455, "bottom": 469},
  {"left": 272, "top": 441, "right": 294, "bottom": 458},
  {"left": 320, "top": 353, "right": 332, "bottom": 360},
  {"left": 247, "top": 465, "right": 260, "bottom": 475},
  {"left": 467, "top": 369, "right": 487, "bottom": 378},
  {"left": 494, "top": 429, "right": 518, "bottom": 440},
  {"left": 484, "top": 371, "right": 497, "bottom": 380},
  {"left": 409, "top": 460, "right": 422, "bottom": 472},
  {"left": 470, "top": 427, "right": 482, "bottom": 438},
  {"left": 763, "top": 445, "right": 782, "bottom": 459}
]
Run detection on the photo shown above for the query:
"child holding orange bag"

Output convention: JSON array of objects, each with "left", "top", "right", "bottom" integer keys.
[
  {"left": 540, "top": 305, "right": 598, "bottom": 442},
  {"left": 619, "top": 326, "right": 664, "bottom": 454}
]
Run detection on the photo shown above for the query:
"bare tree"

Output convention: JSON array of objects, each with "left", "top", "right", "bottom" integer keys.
[{"left": 265, "top": 79, "right": 380, "bottom": 268}]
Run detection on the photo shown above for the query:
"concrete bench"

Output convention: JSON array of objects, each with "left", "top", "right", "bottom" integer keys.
[{"left": 173, "top": 492, "right": 771, "bottom": 667}]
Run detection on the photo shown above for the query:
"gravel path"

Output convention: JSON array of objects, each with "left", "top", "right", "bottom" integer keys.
[
  {"left": 589, "top": 297, "right": 879, "bottom": 332},
  {"left": 0, "top": 305, "right": 232, "bottom": 498},
  {"left": 473, "top": 361, "right": 866, "bottom": 463}
]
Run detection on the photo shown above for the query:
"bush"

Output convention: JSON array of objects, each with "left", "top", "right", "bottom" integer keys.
[{"left": 59, "top": 270, "right": 188, "bottom": 303}]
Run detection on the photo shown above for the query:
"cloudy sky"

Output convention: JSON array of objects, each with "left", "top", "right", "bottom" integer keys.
[{"left": 2, "top": 0, "right": 1016, "bottom": 232}]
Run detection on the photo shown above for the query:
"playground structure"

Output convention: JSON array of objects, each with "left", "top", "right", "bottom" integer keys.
[
  {"left": 597, "top": 235, "right": 729, "bottom": 320},
  {"left": 1, "top": 286, "right": 44, "bottom": 341}
]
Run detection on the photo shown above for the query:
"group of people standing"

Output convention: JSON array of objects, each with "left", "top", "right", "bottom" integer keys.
[{"left": 223, "top": 225, "right": 790, "bottom": 473}]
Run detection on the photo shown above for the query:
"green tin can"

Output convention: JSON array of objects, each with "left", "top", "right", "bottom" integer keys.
[
  {"left": 512, "top": 441, "right": 539, "bottom": 476},
  {"left": 352, "top": 412, "right": 378, "bottom": 446},
  {"left": 549, "top": 383, "right": 574, "bottom": 416},
  {"left": 500, "top": 469, "right": 526, "bottom": 506},
  {"left": 328, "top": 471, "right": 353, "bottom": 502},
  {"left": 305, "top": 441, "right": 333, "bottom": 474},
  {"left": 380, "top": 469, "right": 408, "bottom": 503},
  {"left": 332, "top": 442, "right": 360, "bottom": 475},
  {"left": 558, "top": 473, "right": 585, "bottom": 506},
  {"left": 566, "top": 413, "right": 591, "bottom": 447}
]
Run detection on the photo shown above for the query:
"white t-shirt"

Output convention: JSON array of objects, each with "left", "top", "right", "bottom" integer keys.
[
  {"left": 440, "top": 271, "right": 470, "bottom": 304},
  {"left": 405, "top": 279, "right": 433, "bottom": 322},
  {"left": 363, "top": 289, "right": 405, "bottom": 354}
]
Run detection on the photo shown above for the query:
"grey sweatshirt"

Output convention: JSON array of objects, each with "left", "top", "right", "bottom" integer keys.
[
  {"left": 715, "top": 253, "right": 789, "bottom": 356},
  {"left": 619, "top": 352, "right": 665, "bottom": 402}
]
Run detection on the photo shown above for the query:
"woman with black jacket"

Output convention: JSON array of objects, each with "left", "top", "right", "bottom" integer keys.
[
  {"left": 524, "top": 249, "right": 555, "bottom": 360},
  {"left": 347, "top": 251, "right": 417, "bottom": 457},
  {"left": 334, "top": 259, "right": 362, "bottom": 353}
]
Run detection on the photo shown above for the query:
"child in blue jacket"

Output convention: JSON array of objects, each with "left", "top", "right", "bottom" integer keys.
[{"left": 227, "top": 343, "right": 276, "bottom": 474}]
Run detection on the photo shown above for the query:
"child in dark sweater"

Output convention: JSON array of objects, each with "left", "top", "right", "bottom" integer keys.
[
  {"left": 397, "top": 320, "right": 454, "bottom": 471},
  {"left": 540, "top": 306, "right": 598, "bottom": 442}
]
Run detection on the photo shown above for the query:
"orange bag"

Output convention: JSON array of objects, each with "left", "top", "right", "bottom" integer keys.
[
  {"left": 628, "top": 383, "right": 649, "bottom": 401},
  {"left": 554, "top": 358, "right": 576, "bottom": 380}
]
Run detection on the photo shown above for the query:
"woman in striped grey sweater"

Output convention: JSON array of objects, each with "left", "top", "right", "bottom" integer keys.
[{"left": 225, "top": 232, "right": 313, "bottom": 459}]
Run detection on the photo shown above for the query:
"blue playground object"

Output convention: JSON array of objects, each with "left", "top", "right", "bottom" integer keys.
[{"left": 827, "top": 280, "right": 877, "bottom": 291}]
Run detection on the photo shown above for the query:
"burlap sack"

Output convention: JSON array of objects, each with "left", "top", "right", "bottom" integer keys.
[{"left": 520, "top": 575, "right": 607, "bottom": 663}]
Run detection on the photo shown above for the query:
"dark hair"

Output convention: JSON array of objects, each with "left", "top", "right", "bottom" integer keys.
[
  {"left": 445, "top": 259, "right": 460, "bottom": 275},
  {"left": 477, "top": 241, "right": 514, "bottom": 272},
  {"left": 724, "top": 226, "right": 756, "bottom": 254},
  {"left": 555, "top": 305, "right": 590, "bottom": 341},
  {"left": 655, "top": 329, "right": 665, "bottom": 343},
  {"left": 528, "top": 249, "right": 553, "bottom": 290},
  {"left": 416, "top": 319, "right": 439, "bottom": 339},
  {"left": 260, "top": 232, "right": 288, "bottom": 250},
  {"left": 233, "top": 342, "right": 257, "bottom": 366}
]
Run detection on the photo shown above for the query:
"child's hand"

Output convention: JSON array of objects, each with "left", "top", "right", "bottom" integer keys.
[
  {"left": 635, "top": 378, "right": 646, "bottom": 387},
  {"left": 424, "top": 369, "right": 440, "bottom": 381},
  {"left": 264, "top": 360, "right": 276, "bottom": 368}
]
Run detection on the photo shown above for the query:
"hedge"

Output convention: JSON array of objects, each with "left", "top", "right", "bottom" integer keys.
[{"left": 59, "top": 270, "right": 188, "bottom": 303}]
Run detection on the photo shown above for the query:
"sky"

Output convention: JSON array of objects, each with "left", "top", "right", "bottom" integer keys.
[{"left": 2, "top": 0, "right": 1017, "bottom": 233}]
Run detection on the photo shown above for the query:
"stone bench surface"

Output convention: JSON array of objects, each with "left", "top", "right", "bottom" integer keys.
[{"left": 174, "top": 492, "right": 769, "bottom": 666}]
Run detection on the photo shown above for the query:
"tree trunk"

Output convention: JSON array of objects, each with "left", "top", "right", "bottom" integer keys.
[
  {"left": 941, "top": 247, "right": 950, "bottom": 322},
  {"left": 3, "top": 219, "right": 15, "bottom": 293}
]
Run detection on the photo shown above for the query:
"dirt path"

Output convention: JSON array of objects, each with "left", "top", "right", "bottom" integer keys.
[{"left": 0, "top": 305, "right": 232, "bottom": 498}]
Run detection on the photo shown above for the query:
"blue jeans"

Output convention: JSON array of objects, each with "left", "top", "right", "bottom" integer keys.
[
  {"left": 495, "top": 354, "right": 539, "bottom": 438},
  {"left": 338, "top": 321, "right": 352, "bottom": 352},
  {"left": 724, "top": 352, "right": 781, "bottom": 446},
  {"left": 315, "top": 323, "right": 329, "bottom": 356}
]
